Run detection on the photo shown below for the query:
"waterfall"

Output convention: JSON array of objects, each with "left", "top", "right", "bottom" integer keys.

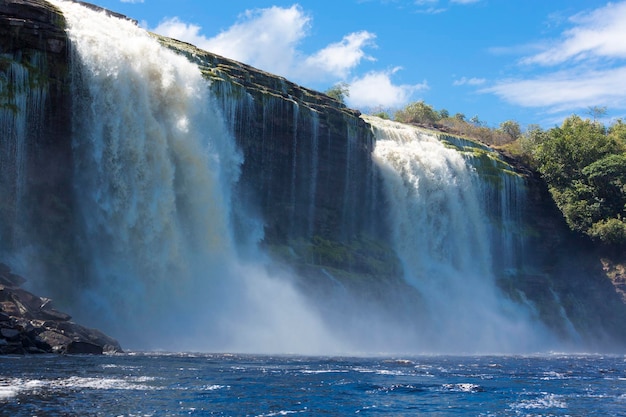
[
  {"left": 307, "top": 111, "right": 320, "bottom": 238},
  {"left": 442, "top": 134, "right": 529, "bottom": 275},
  {"left": 366, "top": 115, "right": 551, "bottom": 352},
  {"left": 0, "top": 51, "right": 47, "bottom": 250},
  {"left": 208, "top": 79, "right": 263, "bottom": 255},
  {"left": 341, "top": 118, "right": 359, "bottom": 242},
  {"left": 51, "top": 0, "right": 337, "bottom": 353},
  {"left": 290, "top": 102, "right": 300, "bottom": 237}
]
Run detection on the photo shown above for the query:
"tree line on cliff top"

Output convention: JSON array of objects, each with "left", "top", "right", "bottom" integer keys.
[{"left": 350, "top": 95, "right": 626, "bottom": 249}]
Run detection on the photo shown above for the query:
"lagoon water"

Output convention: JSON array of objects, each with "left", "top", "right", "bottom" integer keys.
[{"left": 2, "top": 353, "right": 625, "bottom": 416}]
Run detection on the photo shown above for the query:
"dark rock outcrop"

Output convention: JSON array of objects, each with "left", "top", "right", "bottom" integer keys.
[{"left": 0, "top": 263, "right": 122, "bottom": 354}]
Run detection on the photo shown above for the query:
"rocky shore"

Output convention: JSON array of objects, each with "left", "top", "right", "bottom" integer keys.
[{"left": 0, "top": 263, "right": 122, "bottom": 354}]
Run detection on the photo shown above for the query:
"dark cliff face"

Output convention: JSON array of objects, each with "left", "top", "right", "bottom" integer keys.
[{"left": 0, "top": 0, "right": 75, "bottom": 284}]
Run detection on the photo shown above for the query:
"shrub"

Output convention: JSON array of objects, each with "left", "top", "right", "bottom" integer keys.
[{"left": 589, "top": 218, "right": 626, "bottom": 245}]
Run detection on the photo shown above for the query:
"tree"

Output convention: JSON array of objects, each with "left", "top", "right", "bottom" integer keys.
[
  {"left": 525, "top": 124, "right": 546, "bottom": 143},
  {"left": 589, "top": 218, "right": 626, "bottom": 245},
  {"left": 533, "top": 115, "right": 626, "bottom": 245},
  {"left": 372, "top": 111, "right": 390, "bottom": 120},
  {"left": 608, "top": 118, "right": 626, "bottom": 146},
  {"left": 510, "top": 124, "right": 547, "bottom": 166},
  {"left": 582, "top": 154, "right": 626, "bottom": 216},
  {"left": 470, "top": 115, "right": 482, "bottom": 126},
  {"left": 499, "top": 120, "right": 521, "bottom": 141},
  {"left": 394, "top": 100, "right": 439, "bottom": 125},
  {"left": 586, "top": 105, "right": 607, "bottom": 123},
  {"left": 439, "top": 108, "right": 450, "bottom": 119},
  {"left": 325, "top": 82, "right": 350, "bottom": 104},
  {"left": 535, "top": 115, "right": 619, "bottom": 187}
]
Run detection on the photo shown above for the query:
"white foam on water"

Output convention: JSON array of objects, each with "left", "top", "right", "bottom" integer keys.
[
  {"left": 442, "top": 383, "right": 484, "bottom": 393},
  {"left": 0, "top": 381, "right": 19, "bottom": 400},
  {"left": 511, "top": 393, "right": 568, "bottom": 410}
]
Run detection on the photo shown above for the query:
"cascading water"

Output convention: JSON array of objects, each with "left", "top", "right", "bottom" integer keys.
[
  {"left": 443, "top": 135, "right": 529, "bottom": 275},
  {"left": 50, "top": 1, "right": 338, "bottom": 353},
  {"left": 341, "top": 118, "right": 360, "bottom": 242},
  {"left": 0, "top": 52, "right": 47, "bottom": 250},
  {"left": 366, "top": 115, "right": 553, "bottom": 353},
  {"left": 306, "top": 111, "right": 320, "bottom": 238}
]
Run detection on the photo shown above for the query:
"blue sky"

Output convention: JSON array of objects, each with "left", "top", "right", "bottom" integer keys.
[{"left": 82, "top": 0, "right": 626, "bottom": 129}]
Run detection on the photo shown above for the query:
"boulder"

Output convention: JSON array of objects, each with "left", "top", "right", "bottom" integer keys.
[
  {"left": 66, "top": 341, "right": 103, "bottom": 355},
  {"left": 0, "top": 264, "right": 122, "bottom": 354},
  {"left": 0, "top": 328, "right": 20, "bottom": 340}
]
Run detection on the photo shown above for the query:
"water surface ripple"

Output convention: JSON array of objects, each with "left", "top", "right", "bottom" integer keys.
[{"left": 2, "top": 353, "right": 625, "bottom": 416}]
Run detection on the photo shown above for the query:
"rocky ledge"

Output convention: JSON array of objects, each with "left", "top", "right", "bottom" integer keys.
[{"left": 0, "top": 263, "right": 122, "bottom": 354}]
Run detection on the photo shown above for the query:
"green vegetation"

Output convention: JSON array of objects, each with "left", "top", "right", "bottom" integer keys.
[
  {"left": 389, "top": 100, "right": 521, "bottom": 146},
  {"left": 376, "top": 100, "right": 626, "bottom": 247},
  {"left": 0, "top": 55, "right": 19, "bottom": 113},
  {"left": 394, "top": 100, "right": 439, "bottom": 125},
  {"left": 0, "top": 52, "right": 50, "bottom": 114},
  {"left": 525, "top": 116, "right": 626, "bottom": 246},
  {"left": 325, "top": 82, "right": 349, "bottom": 104},
  {"left": 267, "top": 234, "right": 403, "bottom": 282}
]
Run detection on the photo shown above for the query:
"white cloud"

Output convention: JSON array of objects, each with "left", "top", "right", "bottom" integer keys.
[
  {"left": 154, "top": 6, "right": 309, "bottom": 77},
  {"left": 522, "top": 2, "right": 626, "bottom": 66},
  {"left": 152, "top": 6, "right": 377, "bottom": 85},
  {"left": 152, "top": 17, "right": 209, "bottom": 47},
  {"left": 152, "top": 5, "right": 431, "bottom": 111},
  {"left": 347, "top": 68, "right": 428, "bottom": 108},
  {"left": 453, "top": 76, "right": 486, "bottom": 86},
  {"left": 302, "top": 31, "right": 376, "bottom": 80},
  {"left": 482, "top": 67, "right": 626, "bottom": 113},
  {"left": 480, "top": 1, "right": 626, "bottom": 118},
  {"left": 203, "top": 6, "right": 310, "bottom": 77}
]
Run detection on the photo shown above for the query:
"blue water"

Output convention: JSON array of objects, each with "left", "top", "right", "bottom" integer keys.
[{"left": 1, "top": 353, "right": 625, "bottom": 416}]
